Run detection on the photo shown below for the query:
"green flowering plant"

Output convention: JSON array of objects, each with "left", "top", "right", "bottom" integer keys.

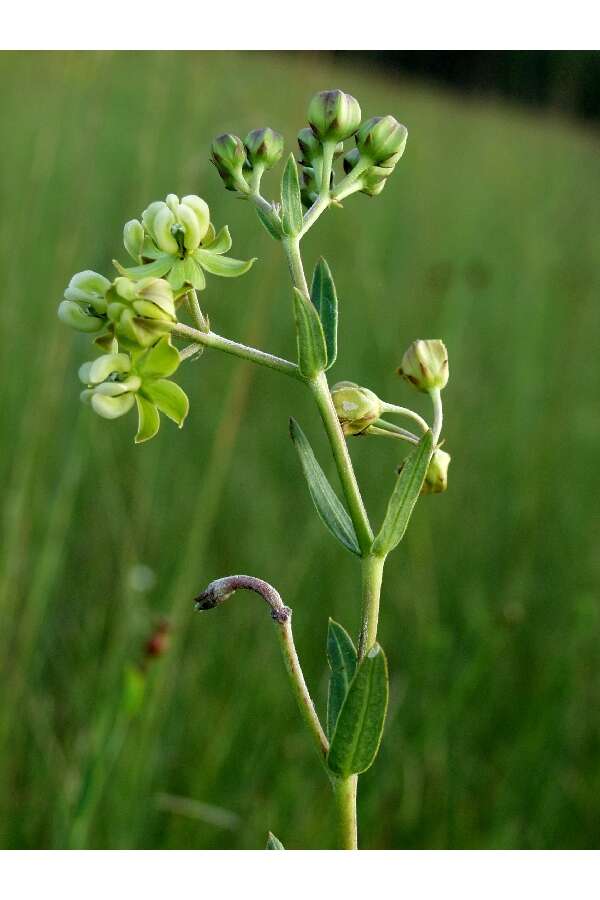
[{"left": 59, "top": 89, "right": 452, "bottom": 848}]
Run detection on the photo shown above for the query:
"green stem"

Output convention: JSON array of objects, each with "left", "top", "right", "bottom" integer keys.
[
  {"left": 185, "top": 289, "right": 209, "bottom": 333},
  {"left": 310, "top": 373, "right": 374, "bottom": 555},
  {"left": 333, "top": 775, "right": 358, "bottom": 849},
  {"left": 170, "top": 322, "right": 302, "bottom": 381},
  {"left": 358, "top": 553, "right": 386, "bottom": 660},
  {"left": 277, "top": 617, "right": 329, "bottom": 762}
]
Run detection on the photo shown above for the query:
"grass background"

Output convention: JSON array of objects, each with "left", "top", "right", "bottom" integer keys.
[{"left": 1, "top": 50, "right": 599, "bottom": 849}]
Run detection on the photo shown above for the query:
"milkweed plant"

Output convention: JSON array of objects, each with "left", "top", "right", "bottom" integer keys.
[{"left": 59, "top": 89, "right": 451, "bottom": 850}]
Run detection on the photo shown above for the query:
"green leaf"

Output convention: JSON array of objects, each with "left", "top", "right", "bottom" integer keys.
[
  {"left": 372, "top": 430, "right": 433, "bottom": 557},
  {"left": 266, "top": 832, "right": 285, "bottom": 850},
  {"left": 326, "top": 619, "right": 358, "bottom": 738},
  {"left": 194, "top": 249, "right": 256, "bottom": 278},
  {"left": 255, "top": 205, "right": 283, "bottom": 241},
  {"left": 135, "top": 395, "right": 160, "bottom": 444},
  {"left": 327, "top": 644, "right": 389, "bottom": 777},
  {"left": 292, "top": 287, "right": 327, "bottom": 378},
  {"left": 281, "top": 153, "right": 303, "bottom": 236},
  {"left": 201, "top": 225, "right": 232, "bottom": 255},
  {"left": 112, "top": 255, "right": 173, "bottom": 281},
  {"left": 142, "top": 380, "right": 189, "bottom": 427},
  {"left": 310, "top": 258, "right": 338, "bottom": 370},
  {"left": 289, "top": 417, "right": 361, "bottom": 556}
]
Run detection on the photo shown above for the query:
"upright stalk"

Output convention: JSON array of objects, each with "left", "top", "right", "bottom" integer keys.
[
  {"left": 358, "top": 553, "right": 386, "bottom": 659},
  {"left": 333, "top": 775, "right": 358, "bottom": 849}
]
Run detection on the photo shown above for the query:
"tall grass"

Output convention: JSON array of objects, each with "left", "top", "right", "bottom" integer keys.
[{"left": 1, "top": 51, "right": 599, "bottom": 849}]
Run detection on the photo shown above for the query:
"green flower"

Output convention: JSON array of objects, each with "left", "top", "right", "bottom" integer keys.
[
  {"left": 307, "top": 90, "right": 361, "bottom": 143},
  {"left": 79, "top": 337, "right": 189, "bottom": 444},
  {"left": 105, "top": 276, "right": 176, "bottom": 349},
  {"left": 331, "top": 381, "right": 383, "bottom": 435},
  {"left": 58, "top": 270, "right": 110, "bottom": 333},
  {"left": 114, "top": 193, "right": 256, "bottom": 292},
  {"left": 398, "top": 339, "right": 449, "bottom": 393}
]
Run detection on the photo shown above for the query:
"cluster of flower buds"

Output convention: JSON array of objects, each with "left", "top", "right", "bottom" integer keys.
[
  {"left": 331, "top": 381, "right": 383, "bottom": 435},
  {"left": 211, "top": 128, "right": 284, "bottom": 194}
]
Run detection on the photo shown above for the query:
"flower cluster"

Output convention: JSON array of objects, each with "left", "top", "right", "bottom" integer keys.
[
  {"left": 58, "top": 193, "right": 255, "bottom": 441},
  {"left": 210, "top": 89, "right": 408, "bottom": 208}
]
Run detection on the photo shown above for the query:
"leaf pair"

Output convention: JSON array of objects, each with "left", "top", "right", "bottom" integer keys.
[
  {"left": 292, "top": 257, "right": 338, "bottom": 379},
  {"left": 326, "top": 620, "right": 389, "bottom": 778}
]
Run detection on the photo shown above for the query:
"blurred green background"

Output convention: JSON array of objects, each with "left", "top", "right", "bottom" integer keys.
[{"left": 1, "top": 51, "right": 599, "bottom": 850}]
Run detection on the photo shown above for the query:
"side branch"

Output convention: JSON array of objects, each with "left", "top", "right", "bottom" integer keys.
[{"left": 194, "top": 575, "right": 329, "bottom": 760}]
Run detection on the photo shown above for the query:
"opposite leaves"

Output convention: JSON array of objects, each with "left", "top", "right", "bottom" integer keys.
[
  {"left": 372, "top": 430, "right": 433, "bottom": 557},
  {"left": 292, "top": 288, "right": 328, "bottom": 379},
  {"left": 289, "top": 418, "right": 361, "bottom": 556},
  {"left": 327, "top": 643, "right": 389, "bottom": 777}
]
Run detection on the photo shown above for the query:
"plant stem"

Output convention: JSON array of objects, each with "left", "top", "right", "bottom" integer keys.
[
  {"left": 381, "top": 402, "right": 429, "bottom": 433},
  {"left": 185, "top": 289, "right": 209, "bottom": 333},
  {"left": 277, "top": 617, "right": 329, "bottom": 761},
  {"left": 170, "top": 322, "right": 302, "bottom": 381},
  {"left": 333, "top": 775, "right": 358, "bottom": 849},
  {"left": 283, "top": 236, "right": 310, "bottom": 297},
  {"left": 310, "top": 373, "right": 374, "bottom": 555},
  {"left": 430, "top": 388, "right": 444, "bottom": 445},
  {"left": 358, "top": 553, "right": 386, "bottom": 660}
]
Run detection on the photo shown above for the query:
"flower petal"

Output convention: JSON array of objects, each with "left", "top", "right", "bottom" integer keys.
[
  {"left": 135, "top": 395, "right": 160, "bottom": 443},
  {"left": 194, "top": 249, "right": 256, "bottom": 278},
  {"left": 91, "top": 391, "right": 135, "bottom": 420},
  {"left": 200, "top": 225, "right": 232, "bottom": 255},
  {"left": 136, "top": 336, "right": 180, "bottom": 379},
  {"left": 88, "top": 353, "right": 131, "bottom": 385},
  {"left": 142, "top": 379, "right": 189, "bottom": 427}
]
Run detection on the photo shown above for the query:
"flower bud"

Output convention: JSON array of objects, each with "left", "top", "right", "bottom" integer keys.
[
  {"left": 299, "top": 165, "right": 319, "bottom": 209},
  {"left": 59, "top": 270, "right": 110, "bottom": 332},
  {"left": 398, "top": 339, "right": 449, "bottom": 393},
  {"left": 211, "top": 133, "right": 249, "bottom": 192},
  {"left": 422, "top": 448, "right": 451, "bottom": 494},
  {"left": 331, "top": 381, "right": 382, "bottom": 435},
  {"left": 123, "top": 219, "right": 145, "bottom": 261},
  {"left": 58, "top": 300, "right": 105, "bottom": 332},
  {"left": 342, "top": 148, "right": 390, "bottom": 196},
  {"left": 355, "top": 116, "right": 407, "bottom": 165},
  {"left": 244, "top": 128, "right": 284, "bottom": 170},
  {"left": 308, "top": 90, "right": 361, "bottom": 142}
]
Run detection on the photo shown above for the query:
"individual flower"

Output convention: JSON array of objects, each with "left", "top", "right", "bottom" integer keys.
[
  {"left": 355, "top": 116, "right": 408, "bottom": 165},
  {"left": 398, "top": 339, "right": 449, "bottom": 393},
  {"left": 58, "top": 270, "right": 110, "bottom": 332},
  {"left": 307, "top": 90, "right": 361, "bottom": 142},
  {"left": 210, "top": 134, "right": 249, "bottom": 192},
  {"left": 105, "top": 277, "right": 177, "bottom": 349},
  {"left": 79, "top": 337, "right": 189, "bottom": 443},
  {"left": 114, "top": 194, "right": 255, "bottom": 292},
  {"left": 422, "top": 447, "right": 451, "bottom": 494},
  {"left": 331, "top": 381, "right": 383, "bottom": 435}
]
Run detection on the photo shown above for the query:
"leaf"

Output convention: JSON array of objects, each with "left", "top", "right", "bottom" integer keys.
[
  {"left": 327, "top": 644, "right": 389, "bottom": 777},
  {"left": 326, "top": 619, "right": 358, "bottom": 738},
  {"left": 266, "top": 832, "right": 285, "bottom": 850},
  {"left": 280, "top": 153, "right": 303, "bottom": 236},
  {"left": 255, "top": 204, "right": 283, "bottom": 241},
  {"left": 289, "top": 417, "right": 361, "bottom": 556},
  {"left": 112, "top": 255, "right": 173, "bottom": 281},
  {"left": 194, "top": 249, "right": 256, "bottom": 278},
  {"left": 310, "top": 258, "right": 338, "bottom": 370},
  {"left": 201, "top": 225, "right": 232, "bottom": 255},
  {"left": 135, "top": 395, "right": 160, "bottom": 444},
  {"left": 142, "top": 380, "right": 189, "bottom": 427},
  {"left": 292, "top": 287, "right": 327, "bottom": 378},
  {"left": 372, "top": 430, "right": 433, "bottom": 557}
]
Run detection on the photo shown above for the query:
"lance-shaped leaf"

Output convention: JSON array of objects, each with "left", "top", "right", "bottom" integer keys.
[
  {"left": 327, "top": 644, "right": 389, "bottom": 777},
  {"left": 255, "top": 205, "right": 283, "bottom": 241},
  {"left": 289, "top": 417, "right": 361, "bottom": 556},
  {"left": 281, "top": 153, "right": 303, "bottom": 237},
  {"left": 311, "top": 258, "right": 338, "bottom": 370},
  {"left": 266, "top": 832, "right": 285, "bottom": 850},
  {"left": 292, "top": 287, "right": 327, "bottom": 378},
  {"left": 372, "top": 430, "right": 433, "bottom": 557},
  {"left": 326, "top": 619, "right": 358, "bottom": 738}
]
